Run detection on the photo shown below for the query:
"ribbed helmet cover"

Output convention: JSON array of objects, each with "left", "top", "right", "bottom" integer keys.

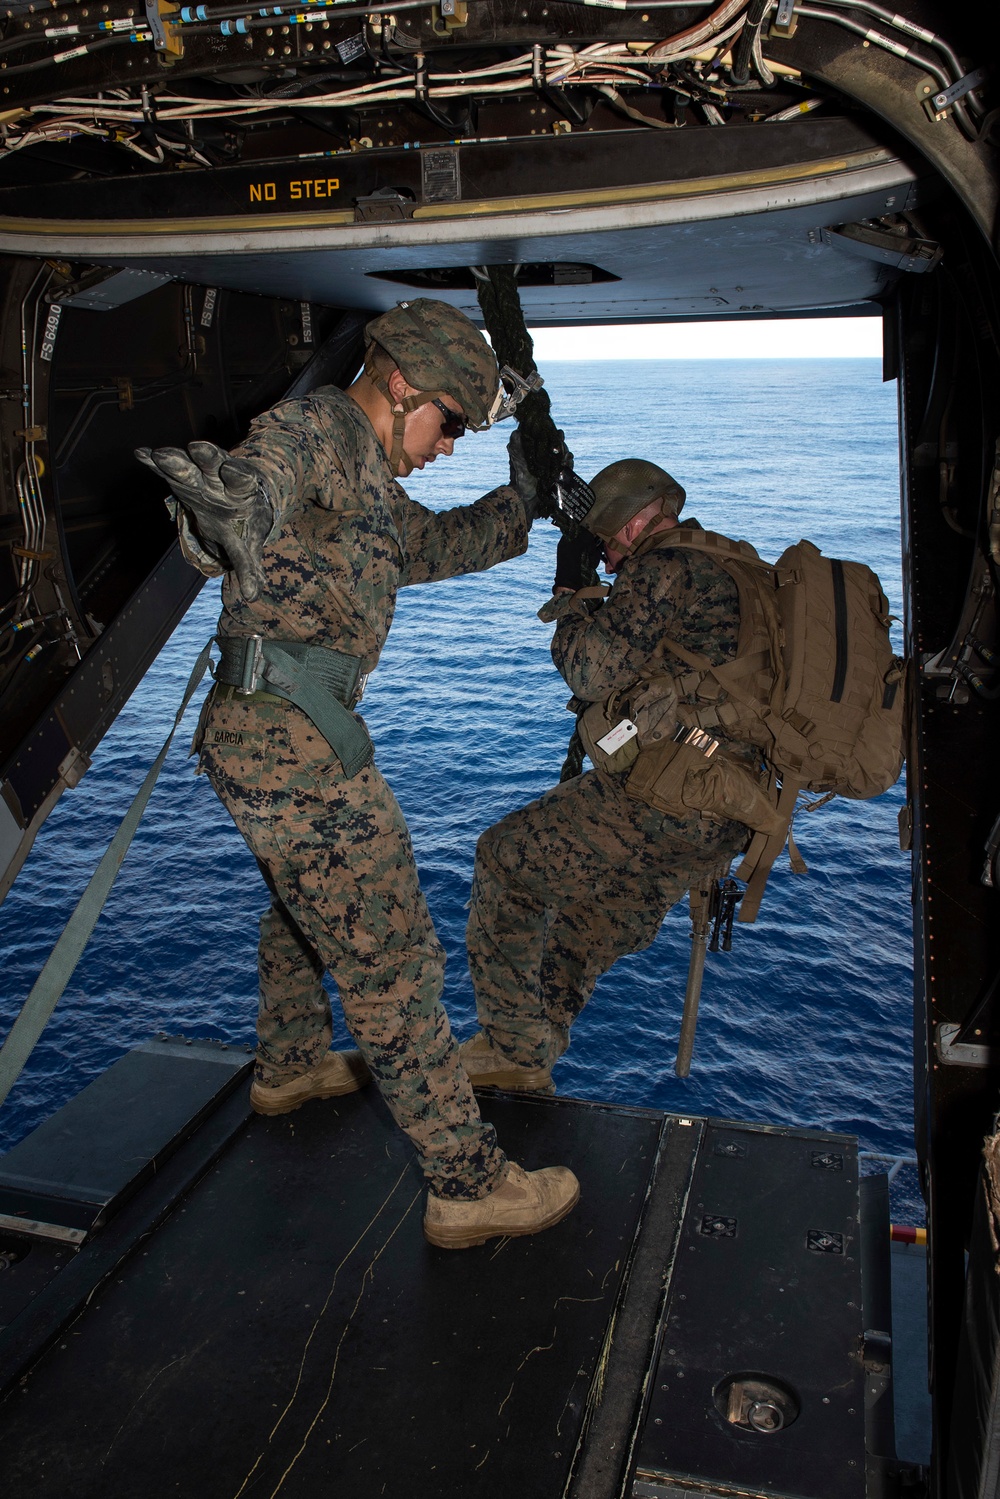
[
  {"left": 364, "top": 298, "right": 500, "bottom": 427},
  {"left": 585, "top": 458, "right": 686, "bottom": 540}
]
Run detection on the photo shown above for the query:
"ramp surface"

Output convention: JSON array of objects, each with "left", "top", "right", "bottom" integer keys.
[{"left": 0, "top": 1088, "right": 663, "bottom": 1499}]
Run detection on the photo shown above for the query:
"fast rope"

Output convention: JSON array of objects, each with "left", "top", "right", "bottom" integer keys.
[
  {"left": 473, "top": 264, "right": 568, "bottom": 509},
  {"left": 473, "top": 263, "right": 591, "bottom": 782}
]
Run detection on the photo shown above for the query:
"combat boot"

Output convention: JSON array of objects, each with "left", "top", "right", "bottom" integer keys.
[
  {"left": 458, "top": 1030, "right": 553, "bottom": 1092},
  {"left": 423, "top": 1162, "right": 580, "bottom": 1249},
  {"left": 249, "top": 1049, "right": 371, "bottom": 1115}
]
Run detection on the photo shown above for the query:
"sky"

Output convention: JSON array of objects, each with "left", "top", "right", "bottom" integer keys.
[{"left": 528, "top": 316, "right": 882, "bottom": 360}]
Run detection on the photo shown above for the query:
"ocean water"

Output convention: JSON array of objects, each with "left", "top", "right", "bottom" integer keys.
[{"left": 0, "top": 358, "right": 920, "bottom": 1219}]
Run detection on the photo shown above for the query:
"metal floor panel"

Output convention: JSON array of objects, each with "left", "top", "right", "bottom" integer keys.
[
  {"left": 634, "top": 1121, "right": 866, "bottom": 1499},
  {"left": 0, "top": 1037, "right": 252, "bottom": 1245},
  {"left": 0, "top": 1088, "right": 665, "bottom": 1499},
  {"left": 0, "top": 1054, "right": 875, "bottom": 1499}
]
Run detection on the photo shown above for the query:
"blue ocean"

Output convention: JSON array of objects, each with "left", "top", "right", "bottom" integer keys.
[{"left": 0, "top": 358, "right": 919, "bottom": 1220}]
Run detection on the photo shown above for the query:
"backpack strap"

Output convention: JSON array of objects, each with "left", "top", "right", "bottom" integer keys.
[
  {"left": 659, "top": 635, "right": 712, "bottom": 672},
  {"left": 736, "top": 775, "right": 803, "bottom": 923},
  {"left": 655, "top": 530, "right": 783, "bottom": 718},
  {"left": 664, "top": 526, "right": 767, "bottom": 566}
]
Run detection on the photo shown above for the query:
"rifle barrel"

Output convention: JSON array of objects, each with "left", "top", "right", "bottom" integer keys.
[{"left": 676, "top": 925, "right": 709, "bottom": 1078}]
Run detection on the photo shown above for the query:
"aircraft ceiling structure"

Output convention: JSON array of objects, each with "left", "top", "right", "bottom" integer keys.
[{"left": 0, "top": 117, "right": 921, "bottom": 318}]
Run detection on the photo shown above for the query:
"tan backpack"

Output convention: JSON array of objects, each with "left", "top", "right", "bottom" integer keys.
[{"left": 623, "top": 528, "right": 906, "bottom": 922}]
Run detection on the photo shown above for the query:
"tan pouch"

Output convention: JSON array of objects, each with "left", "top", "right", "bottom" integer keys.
[
  {"left": 188, "top": 684, "right": 216, "bottom": 771},
  {"left": 681, "top": 757, "right": 785, "bottom": 834},
  {"left": 627, "top": 737, "right": 784, "bottom": 835},
  {"left": 630, "top": 673, "right": 680, "bottom": 748},
  {"left": 626, "top": 736, "right": 698, "bottom": 812},
  {"left": 578, "top": 699, "right": 640, "bottom": 775},
  {"left": 577, "top": 673, "right": 680, "bottom": 777}
]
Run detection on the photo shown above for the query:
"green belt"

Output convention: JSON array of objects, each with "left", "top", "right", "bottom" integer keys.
[
  {"left": 215, "top": 684, "right": 284, "bottom": 706},
  {"left": 214, "top": 635, "right": 374, "bottom": 779}
]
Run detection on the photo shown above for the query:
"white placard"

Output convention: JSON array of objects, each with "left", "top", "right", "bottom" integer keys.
[{"left": 596, "top": 719, "right": 638, "bottom": 754}]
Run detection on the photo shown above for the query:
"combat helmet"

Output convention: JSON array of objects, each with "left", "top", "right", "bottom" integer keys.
[
  {"left": 364, "top": 298, "right": 504, "bottom": 475},
  {"left": 584, "top": 459, "right": 686, "bottom": 547}
]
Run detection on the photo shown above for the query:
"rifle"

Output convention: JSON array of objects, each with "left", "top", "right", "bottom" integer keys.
[{"left": 675, "top": 873, "right": 743, "bottom": 1077}]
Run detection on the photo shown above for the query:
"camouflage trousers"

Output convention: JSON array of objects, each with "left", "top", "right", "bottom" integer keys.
[
  {"left": 199, "top": 687, "right": 506, "bottom": 1200},
  {"left": 466, "top": 769, "right": 747, "bottom": 1070}
]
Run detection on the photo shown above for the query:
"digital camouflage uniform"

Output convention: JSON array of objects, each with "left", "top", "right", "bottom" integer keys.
[
  {"left": 197, "top": 385, "right": 528, "bottom": 1199},
  {"left": 466, "top": 521, "right": 752, "bottom": 1070}
]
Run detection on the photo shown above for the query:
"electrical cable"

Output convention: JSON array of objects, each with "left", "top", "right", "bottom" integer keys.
[
  {"left": 0, "top": 0, "right": 976, "bottom": 152},
  {"left": 33, "top": 50, "right": 661, "bottom": 125},
  {"left": 597, "top": 84, "right": 678, "bottom": 128},
  {"left": 648, "top": 0, "right": 748, "bottom": 58},
  {"left": 729, "top": 0, "right": 766, "bottom": 84}
]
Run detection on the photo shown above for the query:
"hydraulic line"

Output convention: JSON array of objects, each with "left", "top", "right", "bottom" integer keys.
[
  {"left": 793, "top": 2, "right": 977, "bottom": 139},
  {"left": 14, "top": 266, "right": 54, "bottom": 615},
  {"left": 794, "top": 4, "right": 948, "bottom": 90},
  {"left": 0, "top": 16, "right": 148, "bottom": 55},
  {"left": 177, "top": 0, "right": 714, "bottom": 21},
  {"left": 0, "top": 33, "right": 132, "bottom": 77},
  {"left": 811, "top": 0, "right": 981, "bottom": 115},
  {"left": 113, "top": 0, "right": 716, "bottom": 35}
]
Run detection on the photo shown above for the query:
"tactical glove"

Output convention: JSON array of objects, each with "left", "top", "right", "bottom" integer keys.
[
  {"left": 507, "top": 429, "right": 547, "bottom": 527},
  {"left": 553, "top": 529, "right": 604, "bottom": 592},
  {"left": 135, "top": 440, "right": 274, "bottom": 602}
]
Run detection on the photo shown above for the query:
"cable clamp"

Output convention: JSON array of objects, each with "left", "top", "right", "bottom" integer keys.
[
  {"left": 931, "top": 65, "right": 988, "bottom": 113},
  {"left": 769, "top": 0, "right": 797, "bottom": 38},
  {"left": 144, "top": 0, "right": 184, "bottom": 56}
]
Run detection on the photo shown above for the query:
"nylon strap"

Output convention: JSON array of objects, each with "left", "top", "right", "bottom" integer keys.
[
  {"left": 661, "top": 634, "right": 712, "bottom": 671},
  {"left": 569, "top": 584, "right": 611, "bottom": 602},
  {"left": 214, "top": 636, "right": 373, "bottom": 779},
  {"left": 260, "top": 645, "right": 374, "bottom": 779},
  {"left": 0, "top": 639, "right": 216, "bottom": 1113},
  {"left": 736, "top": 775, "right": 802, "bottom": 924}
]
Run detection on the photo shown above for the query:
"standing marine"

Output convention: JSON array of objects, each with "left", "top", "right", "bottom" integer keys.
[
  {"left": 462, "top": 458, "right": 763, "bottom": 1091},
  {"left": 136, "top": 298, "right": 579, "bottom": 1249}
]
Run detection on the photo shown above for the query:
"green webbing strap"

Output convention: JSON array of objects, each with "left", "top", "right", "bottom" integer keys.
[
  {"left": 260, "top": 644, "right": 374, "bottom": 779},
  {"left": 0, "top": 639, "right": 215, "bottom": 1112}
]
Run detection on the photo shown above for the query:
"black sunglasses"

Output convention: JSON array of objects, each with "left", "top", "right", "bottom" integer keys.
[{"left": 432, "top": 398, "right": 466, "bottom": 439}]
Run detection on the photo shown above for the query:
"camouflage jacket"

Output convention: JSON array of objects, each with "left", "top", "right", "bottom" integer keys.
[
  {"left": 216, "top": 386, "right": 527, "bottom": 675},
  {"left": 538, "top": 518, "right": 744, "bottom": 736}
]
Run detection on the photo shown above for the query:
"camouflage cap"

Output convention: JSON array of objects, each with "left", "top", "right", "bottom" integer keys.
[
  {"left": 585, "top": 458, "right": 686, "bottom": 541},
  {"left": 365, "top": 299, "right": 501, "bottom": 429}
]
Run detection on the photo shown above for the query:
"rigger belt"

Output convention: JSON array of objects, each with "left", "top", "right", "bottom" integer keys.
[{"left": 213, "top": 634, "right": 374, "bottom": 778}]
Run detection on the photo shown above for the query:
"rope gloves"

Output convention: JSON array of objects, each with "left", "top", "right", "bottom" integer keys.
[
  {"left": 507, "top": 429, "right": 549, "bottom": 527},
  {"left": 508, "top": 427, "right": 603, "bottom": 591},
  {"left": 136, "top": 441, "right": 274, "bottom": 602},
  {"left": 554, "top": 529, "right": 604, "bottom": 592}
]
